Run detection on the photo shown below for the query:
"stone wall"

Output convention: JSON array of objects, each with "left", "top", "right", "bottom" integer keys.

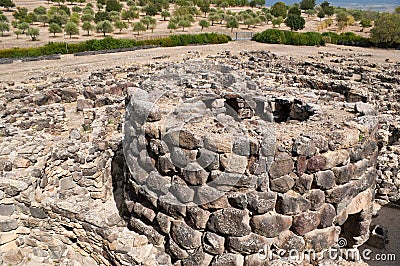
[{"left": 122, "top": 62, "right": 379, "bottom": 264}]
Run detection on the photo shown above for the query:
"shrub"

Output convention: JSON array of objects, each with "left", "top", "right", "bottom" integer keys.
[
  {"left": 252, "top": 29, "right": 324, "bottom": 46},
  {"left": 0, "top": 34, "right": 230, "bottom": 58}
]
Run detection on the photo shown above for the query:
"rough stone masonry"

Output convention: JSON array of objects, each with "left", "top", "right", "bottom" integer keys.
[
  {"left": 1, "top": 48, "right": 398, "bottom": 265},
  {"left": 122, "top": 60, "right": 379, "bottom": 265}
]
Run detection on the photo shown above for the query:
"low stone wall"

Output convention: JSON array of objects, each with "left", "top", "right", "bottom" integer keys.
[{"left": 122, "top": 62, "right": 379, "bottom": 264}]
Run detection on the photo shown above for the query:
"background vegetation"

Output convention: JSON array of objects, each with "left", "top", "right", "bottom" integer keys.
[{"left": 0, "top": 0, "right": 399, "bottom": 57}]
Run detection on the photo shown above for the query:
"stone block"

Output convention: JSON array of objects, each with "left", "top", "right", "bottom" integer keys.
[
  {"left": 332, "top": 164, "right": 354, "bottom": 185},
  {"left": 203, "top": 232, "right": 225, "bottom": 255},
  {"left": 306, "top": 155, "right": 326, "bottom": 173},
  {"left": 220, "top": 153, "right": 248, "bottom": 174},
  {"left": 187, "top": 206, "right": 210, "bottom": 230},
  {"left": 318, "top": 204, "right": 336, "bottom": 228},
  {"left": 270, "top": 174, "right": 295, "bottom": 193},
  {"left": 276, "top": 191, "right": 311, "bottom": 215},
  {"left": 171, "top": 221, "right": 202, "bottom": 250},
  {"left": 246, "top": 191, "right": 277, "bottom": 214},
  {"left": 197, "top": 148, "right": 219, "bottom": 171},
  {"left": 268, "top": 152, "right": 294, "bottom": 179},
  {"left": 292, "top": 211, "right": 321, "bottom": 236},
  {"left": 181, "top": 163, "right": 209, "bottom": 186},
  {"left": 322, "top": 150, "right": 349, "bottom": 170},
  {"left": 207, "top": 208, "right": 251, "bottom": 237},
  {"left": 293, "top": 136, "right": 317, "bottom": 158},
  {"left": 250, "top": 213, "right": 292, "bottom": 238},
  {"left": 204, "top": 135, "right": 232, "bottom": 153},
  {"left": 274, "top": 230, "right": 305, "bottom": 251},
  {"left": 304, "top": 226, "right": 340, "bottom": 252},
  {"left": 211, "top": 253, "right": 244, "bottom": 266},
  {"left": 228, "top": 233, "right": 272, "bottom": 254},
  {"left": 314, "top": 170, "right": 335, "bottom": 190}
]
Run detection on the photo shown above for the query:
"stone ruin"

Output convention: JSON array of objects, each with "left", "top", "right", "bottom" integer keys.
[
  {"left": 2, "top": 49, "right": 397, "bottom": 265},
  {"left": 121, "top": 62, "right": 379, "bottom": 264}
]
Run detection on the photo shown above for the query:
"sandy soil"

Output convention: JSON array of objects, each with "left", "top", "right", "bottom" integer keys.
[{"left": 0, "top": 1, "right": 370, "bottom": 49}]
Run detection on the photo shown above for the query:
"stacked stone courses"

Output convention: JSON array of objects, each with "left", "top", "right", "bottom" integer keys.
[{"left": 122, "top": 61, "right": 379, "bottom": 265}]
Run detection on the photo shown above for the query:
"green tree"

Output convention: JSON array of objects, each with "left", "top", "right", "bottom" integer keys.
[
  {"left": 0, "top": 21, "right": 9, "bottom": 36},
  {"left": 81, "top": 13, "right": 94, "bottom": 22},
  {"left": 94, "top": 11, "right": 111, "bottom": 23},
  {"left": 17, "top": 22, "right": 29, "bottom": 33},
  {"left": 72, "top": 6, "right": 82, "bottom": 13},
  {"left": 109, "top": 10, "right": 120, "bottom": 22},
  {"left": 83, "top": 6, "right": 94, "bottom": 15},
  {"left": 266, "top": 13, "right": 273, "bottom": 24},
  {"left": 317, "top": 10, "right": 325, "bottom": 20},
  {"left": 300, "top": 0, "right": 316, "bottom": 10},
  {"left": 69, "top": 13, "right": 80, "bottom": 24},
  {"left": 82, "top": 21, "right": 93, "bottom": 35},
  {"left": 199, "top": 3, "right": 210, "bottom": 17},
  {"left": 272, "top": 16, "right": 283, "bottom": 28},
  {"left": 49, "top": 22, "right": 62, "bottom": 36},
  {"left": 33, "top": 6, "right": 47, "bottom": 15},
  {"left": 198, "top": 19, "right": 209, "bottom": 31},
  {"left": 96, "top": 19, "right": 113, "bottom": 36},
  {"left": 64, "top": 21, "right": 79, "bottom": 38},
  {"left": 114, "top": 19, "right": 128, "bottom": 32},
  {"left": 14, "top": 29, "right": 21, "bottom": 39},
  {"left": 226, "top": 17, "right": 238, "bottom": 32},
  {"left": 0, "top": 12, "right": 7, "bottom": 22},
  {"left": 161, "top": 10, "right": 170, "bottom": 21},
  {"left": 219, "top": 1, "right": 229, "bottom": 9},
  {"left": 321, "top": 1, "right": 334, "bottom": 16},
  {"left": 26, "top": 27, "right": 39, "bottom": 40},
  {"left": 178, "top": 19, "right": 190, "bottom": 31},
  {"left": 208, "top": 13, "right": 220, "bottom": 26},
  {"left": 288, "top": 6, "right": 301, "bottom": 16},
  {"left": 306, "top": 9, "right": 316, "bottom": 17},
  {"left": 142, "top": 5, "right": 159, "bottom": 16},
  {"left": 121, "top": 8, "right": 138, "bottom": 22},
  {"left": 13, "top": 7, "right": 28, "bottom": 22},
  {"left": 132, "top": 21, "right": 145, "bottom": 35},
  {"left": 284, "top": 13, "right": 305, "bottom": 31},
  {"left": 167, "top": 21, "right": 177, "bottom": 32},
  {"left": 271, "top": 2, "right": 288, "bottom": 19},
  {"left": 0, "top": 0, "right": 15, "bottom": 11},
  {"left": 140, "top": 16, "right": 156, "bottom": 30},
  {"left": 395, "top": 6, "right": 400, "bottom": 14},
  {"left": 244, "top": 18, "right": 254, "bottom": 29},
  {"left": 105, "top": 0, "right": 122, "bottom": 12},
  {"left": 360, "top": 19, "right": 372, "bottom": 32},
  {"left": 38, "top": 14, "right": 49, "bottom": 26},
  {"left": 371, "top": 13, "right": 400, "bottom": 47}
]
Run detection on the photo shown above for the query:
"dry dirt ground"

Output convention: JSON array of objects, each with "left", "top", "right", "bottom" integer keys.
[
  {"left": 1, "top": 41, "right": 398, "bottom": 83},
  {"left": 0, "top": 0, "right": 370, "bottom": 49}
]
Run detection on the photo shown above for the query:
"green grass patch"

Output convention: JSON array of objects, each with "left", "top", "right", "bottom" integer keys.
[{"left": 0, "top": 33, "right": 231, "bottom": 59}]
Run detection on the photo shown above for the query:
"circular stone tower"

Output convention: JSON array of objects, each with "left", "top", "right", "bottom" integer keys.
[{"left": 122, "top": 61, "right": 378, "bottom": 264}]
